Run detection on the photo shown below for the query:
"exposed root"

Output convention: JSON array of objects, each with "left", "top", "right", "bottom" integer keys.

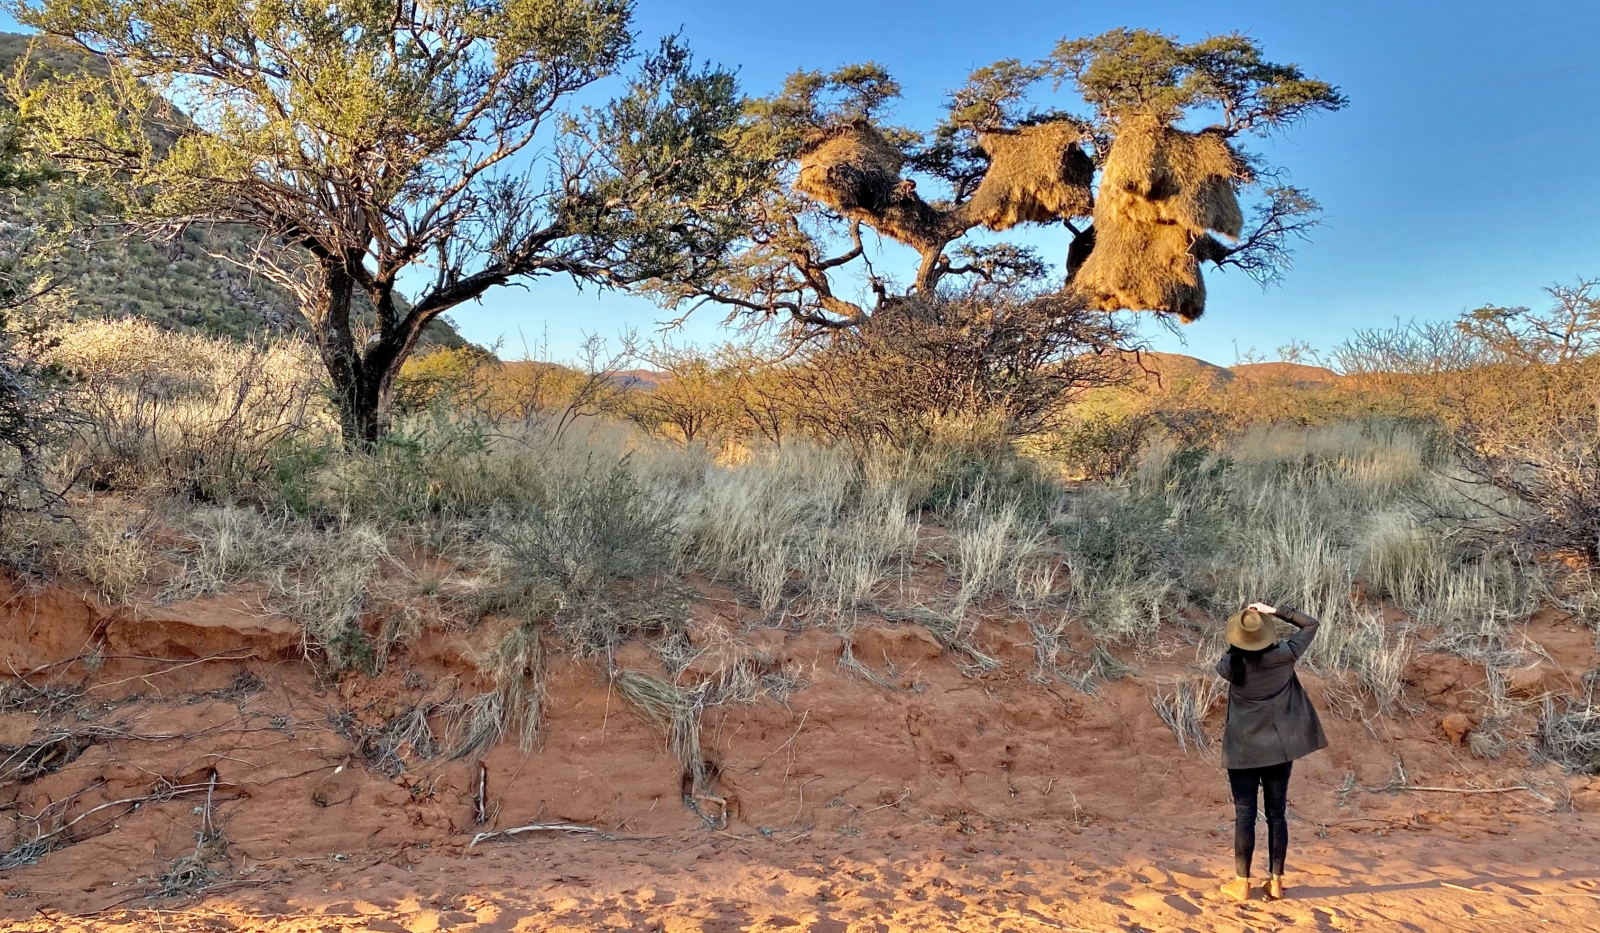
[{"left": 0, "top": 777, "right": 218, "bottom": 871}]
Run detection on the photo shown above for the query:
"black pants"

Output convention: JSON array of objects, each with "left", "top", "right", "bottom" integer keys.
[{"left": 1228, "top": 762, "right": 1291, "bottom": 878}]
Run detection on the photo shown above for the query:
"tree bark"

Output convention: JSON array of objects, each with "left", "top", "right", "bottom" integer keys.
[
  {"left": 316, "top": 260, "right": 395, "bottom": 449},
  {"left": 314, "top": 264, "right": 370, "bottom": 447},
  {"left": 315, "top": 259, "right": 449, "bottom": 449}
]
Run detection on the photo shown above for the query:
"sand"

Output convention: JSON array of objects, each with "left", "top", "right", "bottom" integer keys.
[{"left": 1, "top": 575, "right": 1598, "bottom": 931}]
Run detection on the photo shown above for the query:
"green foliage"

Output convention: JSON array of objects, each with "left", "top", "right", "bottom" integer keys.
[
  {"left": 565, "top": 37, "right": 771, "bottom": 286},
  {"left": 1047, "top": 28, "right": 1347, "bottom": 131},
  {"left": 740, "top": 62, "right": 905, "bottom": 155},
  {"left": 685, "top": 27, "right": 1343, "bottom": 353},
  {"left": 0, "top": 81, "right": 71, "bottom": 512}
]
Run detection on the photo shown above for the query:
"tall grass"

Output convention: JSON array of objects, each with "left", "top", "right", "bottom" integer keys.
[
  {"left": 1055, "top": 421, "right": 1540, "bottom": 704},
  {"left": 675, "top": 445, "right": 921, "bottom": 622},
  {"left": 47, "top": 320, "right": 327, "bottom": 500}
]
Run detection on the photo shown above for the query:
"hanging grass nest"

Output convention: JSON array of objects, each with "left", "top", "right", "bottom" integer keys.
[
  {"left": 794, "top": 119, "right": 958, "bottom": 252},
  {"left": 795, "top": 119, "right": 906, "bottom": 214},
  {"left": 963, "top": 121, "right": 1095, "bottom": 231},
  {"left": 1072, "top": 221, "right": 1230, "bottom": 323},
  {"left": 1071, "top": 116, "right": 1248, "bottom": 322}
]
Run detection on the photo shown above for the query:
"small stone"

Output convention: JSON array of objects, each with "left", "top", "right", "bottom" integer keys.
[{"left": 1441, "top": 712, "right": 1474, "bottom": 747}]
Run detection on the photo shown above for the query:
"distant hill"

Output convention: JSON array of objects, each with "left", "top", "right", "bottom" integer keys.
[
  {"left": 1120, "top": 353, "right": 1345, "bottom": 390},
  {"left": 1228, "top": 361, "right": 1341, "bottom": 385},
  {"left": 1128, "top": 351, "right": 1235, "bottom": 391},
  {"left": 0, "top": 33, "right": 463, "bottom": 348},
  {"left": 611, "top": 369, "right": 668, "bottom": 391}
]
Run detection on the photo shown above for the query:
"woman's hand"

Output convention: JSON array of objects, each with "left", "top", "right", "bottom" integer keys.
[{"left": 1247, "top": 601, "right": 1278, "bottom": 616}]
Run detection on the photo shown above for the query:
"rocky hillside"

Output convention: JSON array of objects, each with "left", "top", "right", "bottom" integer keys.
[{"left": 0, "top": 33, "right": 463, "bottom": 348}]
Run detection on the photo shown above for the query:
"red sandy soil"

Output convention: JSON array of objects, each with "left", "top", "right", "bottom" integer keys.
[{"left": 2, "top": 575, "right": 1599, "bottom": 931}]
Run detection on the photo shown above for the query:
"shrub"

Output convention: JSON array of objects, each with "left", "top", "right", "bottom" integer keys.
[
  {"left": 1336, "top": 279, "right": 1600, "bottom": 561},
  {"left": 1538, "top": 699, "right": 1600, "bottom": 774},
  {"left": 478, "top": 454, "right": 685, "bottom": 655},
  {"left": 47, "top": 320, "right": 327, "bottom": 500},
  {"left": 272, "top": 523, "right": 390, "bottom": 673},
  {"left": 777, "top": 293, "right": 1132, "bottom": 447}
]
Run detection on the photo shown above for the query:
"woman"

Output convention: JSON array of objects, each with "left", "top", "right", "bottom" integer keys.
[{"left": 1214, "top": 601, "right": 1328, "bottom": 902}]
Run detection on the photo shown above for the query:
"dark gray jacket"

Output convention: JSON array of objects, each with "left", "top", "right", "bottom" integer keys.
[{"left": 1215, "top": 608, "right": 1329, "bottom": 770}]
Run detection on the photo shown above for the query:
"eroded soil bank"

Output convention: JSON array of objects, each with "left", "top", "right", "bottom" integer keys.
[{"left": 1, "top": 575, "right": 1598, "bottom": 931}]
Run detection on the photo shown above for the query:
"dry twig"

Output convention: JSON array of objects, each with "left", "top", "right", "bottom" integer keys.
[{"left": 468, "top": 823, "right": 607, "bottom": 848}]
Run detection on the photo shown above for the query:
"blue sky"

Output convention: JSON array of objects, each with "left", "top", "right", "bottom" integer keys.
[{"left": 8, "top": 2, "right": 1599, "bottom": 365}]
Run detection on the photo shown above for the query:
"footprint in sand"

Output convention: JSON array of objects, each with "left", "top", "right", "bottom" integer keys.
[{"left": 1122, "top": 890, "right": 1201, "bottom": 917}]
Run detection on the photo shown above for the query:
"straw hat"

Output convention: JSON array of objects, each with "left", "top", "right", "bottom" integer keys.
[{"left": 1225, "top": 609, "right": 1277, "bottom": 651}]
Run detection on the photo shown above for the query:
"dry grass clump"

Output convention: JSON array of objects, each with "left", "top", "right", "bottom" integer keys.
[
  {"left": 272, "top": 523, "right": 390, "bottom": 672},
  {"left": 1306, "top": 608, "right": 1411, "bottom": 714},
  {"left": 1537, "top": 698, "right": 1600, "bottom": 774},
  {"left": 613, "top": 656, "right": 799, "bottom": 825},
  {"left": 1058, "top": 421, "right": 1532, "bottom": 708},
  {"left": 1071, "top": 116, "right": 1246, "bottom": 322},
  {"left": 1029, "top": 613, "right": 1130, "bottom": 692},
  {"left": 452, "top": 622, "right": 544, "bottom": 758},
  {"left": 678, "top": 444, "right": 919, "bottom": 621},
  {"left": 964, "top": 122, "right": 1094, "bottom": 230},
  {"left": 1067, "top": 555, "right": 1174, "bottom": 644},
  {"left": 365, "top": 679, "right": 452, "bottom": 773},
  {"left": 612, "top": 670, "right": 718, "bottom": 815},
  {"left": 46, "top": 320, "right": 326, "bottom": 499},
  {"left": 1152, "top": 675, "right": 1224, "bottom": 753},
  {"left": 164, "top": 505, "right": 294, "bottom": 599},
  {"left": 52, "top": 507, "right": 153, "bottom": 604},
  {"left": 948, "top": 485, "right": 1057, "bottom": 616}
]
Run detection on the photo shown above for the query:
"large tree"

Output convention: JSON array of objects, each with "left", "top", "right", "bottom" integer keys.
[
  {"left": 658, "top": 28, "right": 1345, "bottom": 343},
  {"left": 0, "top": 103, "right": 71, "bottom": 509},
  {"left": 9, "top": 0, "right": 766, "bottom": 444}
]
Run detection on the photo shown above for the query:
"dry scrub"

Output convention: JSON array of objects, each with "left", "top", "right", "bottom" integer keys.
[{"left": 0, "top": 312, "right": 1584, "bottom": 770}]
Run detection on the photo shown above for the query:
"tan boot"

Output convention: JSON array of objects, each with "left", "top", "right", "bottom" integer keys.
[
  {"left": 1264, "top": 875, "right": 1284, "bottom": 900},
  {"left": 1220, "top": 877, "right": 1251, "bottom": 902}
]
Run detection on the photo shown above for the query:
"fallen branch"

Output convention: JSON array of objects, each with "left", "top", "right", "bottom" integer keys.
[
  {"left": 468, "top": 823, "right": 607, "bottom": 848},
  {"left": 1401, "top": 784, "right": 1534, "bottom": 795}
]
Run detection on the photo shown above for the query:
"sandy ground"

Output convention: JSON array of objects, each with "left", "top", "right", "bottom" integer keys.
[
  {"left": 2, "top": 576, "right": 1599, "bottom": 931},
  {"left": 10, "top": 815, "right": 1600, "bottom": 932}
]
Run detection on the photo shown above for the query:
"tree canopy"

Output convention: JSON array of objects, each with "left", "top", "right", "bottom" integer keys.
[
  {"left": 655, "top": 28, "right": 1345, "bottom": 343},
  {"left": 9, "top": 0, "right": 767, "bottom": 443}
]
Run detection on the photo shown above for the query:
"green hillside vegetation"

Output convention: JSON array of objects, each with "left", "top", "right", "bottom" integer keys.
[{"left": 0, "top": 34, "right": 463, "bottom": 348}]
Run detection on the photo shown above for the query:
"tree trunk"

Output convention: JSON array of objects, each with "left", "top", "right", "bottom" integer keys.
[
  {"left": 316, "top": 263, "right": 392, "bottom": 449},
  {"left": 312, "top": 255, "right": 456, "bottom": 448},
  {"left": 335, "top": 366, "right": 390, "bottom": 449}
]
